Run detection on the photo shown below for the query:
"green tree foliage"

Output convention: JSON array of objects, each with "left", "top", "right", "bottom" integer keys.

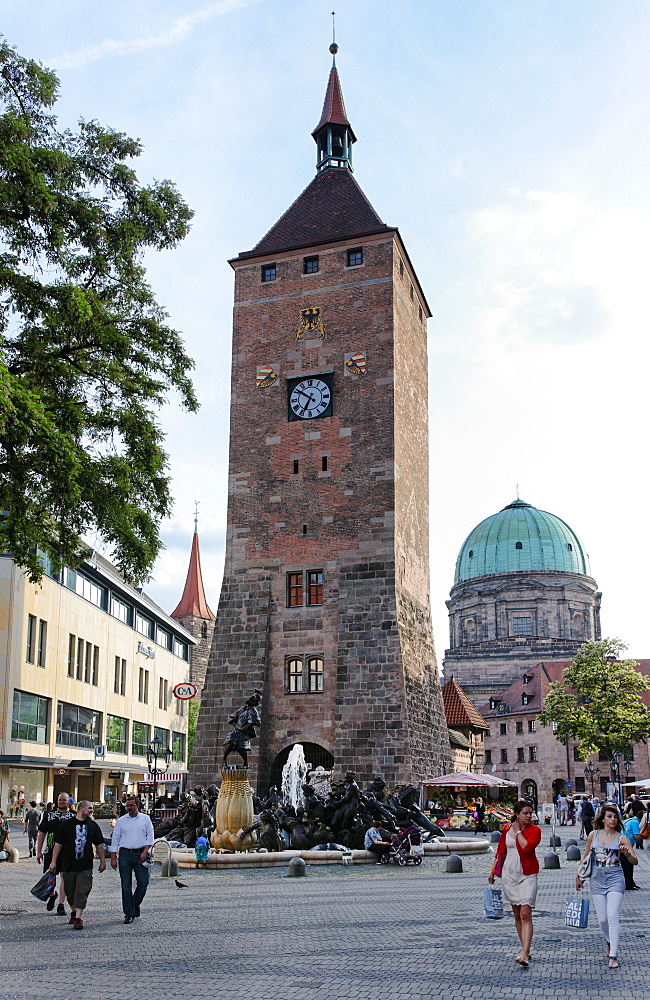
[
  {"left": 539, "top": 638, "right": 650, "bottom": 758},
  {"left": 0, "top": 39, "right": 197, "bottom": 583},
  {"left": 187, "top": 699, "right": 200, "bottom": 766}
]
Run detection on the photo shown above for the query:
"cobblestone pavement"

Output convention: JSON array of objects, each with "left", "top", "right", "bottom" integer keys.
[{"left": 1, "top": 825, "right": 648, "bottom": 1000}]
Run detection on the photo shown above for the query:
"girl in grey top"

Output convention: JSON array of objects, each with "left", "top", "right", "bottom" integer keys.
[{"left": 576, "top": 804, "right": 637, "bottom": 969}]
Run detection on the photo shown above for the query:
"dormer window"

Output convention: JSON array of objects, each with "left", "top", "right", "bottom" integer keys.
[
  {"left": 522, "top": 693, "right": 532, "bottom": 706},
  {"left": 522, "top": 674, "right": 532, "bottom": 685},
  {"left": 489, "top": 698, "right": 497, "bottom": 710}
]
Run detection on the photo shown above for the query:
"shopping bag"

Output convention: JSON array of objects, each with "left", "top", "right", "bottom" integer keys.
[
  {"left": 30, "top": 871, "right": 57, "bottom": 901},
  {"left": 483, "top": 886, "right": 504, "bottom": 919},
  {"left": 565, "top": 893, "right": 589, "bottom": 928}
]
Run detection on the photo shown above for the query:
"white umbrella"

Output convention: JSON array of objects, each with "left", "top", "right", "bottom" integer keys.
[
  {"left": 622, "top": 779, "right": 650, "bottom": 790},
  {"left": 422, "top": 771, "right": 518, "bottom": 788}
]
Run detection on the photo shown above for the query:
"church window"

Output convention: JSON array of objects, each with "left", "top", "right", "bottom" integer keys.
[
  {"left": 287, "top": 658, "right": 303, "bottom": 693},
  {"left": 468, "top": 550, "right": 473, "bottom": 558},
  {"left": 515, "top": 541, "right": 523, "bottom": 550},
  {"left": 567, "top": 543, "right": 573, "bottom": 551},
  {"left": 512, "top": 616, "right": 532, "bottom": 636},
  {"left": 308, "top": 656, "right": 324, "bottom": 692},
  {"left": 287, "top": 573, "right": 303, "bottom": 607},
  {"left": 500, "top": 749, "right": 508, "bottom": 763},
  {"left": 261, "top": 264, "right": 276, "bottom": 282},
  {"left": 201, "top": 622, "right": 208, "bottom": 639},
  {"left": 307, "top": 571, "right": 323, "bottom": 606},
  {"left": 346, "top": 248, "right": 363, "bottom": 267},
  {"left": 303, "top": 256, "right": 319, "bottom": 274}
]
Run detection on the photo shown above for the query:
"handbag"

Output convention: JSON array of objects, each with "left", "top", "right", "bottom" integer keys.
[
  {"left": 577, "top": 851, "right": 592, "bottom": 881},
  {"left": 409, "top": 843, "right": 424, "bottom": 857},
  {"left": 565, "top": 892, "right": 589, "bottom": 928},
  {"left": 483, "top": 886, "right": 504, "bottom": 919},
  {"left": 31, "top": 871, "right": 57, "bottom": 901}
]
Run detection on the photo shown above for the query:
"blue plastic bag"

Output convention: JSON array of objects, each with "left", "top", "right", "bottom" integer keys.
[
  {"left": 483, "top": 886, "right": 504, "bottom": 919},
  {"left": 565, "top": 893, "right": 589, "bottom": 928},
  {"left": 31, "top": 871, "right": 57, "bottom": 901}
]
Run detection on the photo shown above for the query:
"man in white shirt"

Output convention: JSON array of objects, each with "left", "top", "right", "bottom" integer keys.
[{"left": 110, "top": 795, "right": 154, "bottom": 924}]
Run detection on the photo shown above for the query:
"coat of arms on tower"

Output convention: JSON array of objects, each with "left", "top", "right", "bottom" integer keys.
[
  {"left": 344, "top": 351, "right": 366, "bottom": 376},
  {"left": 296, "top": 307, "right": 325, "bottom": 341},
  {"left": 256, "top": 364, "right": 279, "bottom": 388}
]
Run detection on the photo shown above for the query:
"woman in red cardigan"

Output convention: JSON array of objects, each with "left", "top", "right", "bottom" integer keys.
[{"left": 488, "top": 800, "right": 542, "bottom": 968}]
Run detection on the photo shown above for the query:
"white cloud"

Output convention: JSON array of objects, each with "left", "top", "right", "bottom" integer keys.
[{"left": 51, "top": 0, "right": 260, "bottom": 70}]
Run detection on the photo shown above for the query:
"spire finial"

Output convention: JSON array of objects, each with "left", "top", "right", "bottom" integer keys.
[
  {"left": 330, "top": 11, "right": 338, "bottom": 64},
  {"left": 516, "top": 483, "right": 520, "bottom": 500},
  {"left": 194, "top": 500, "right": 200, "bottom": 533}
]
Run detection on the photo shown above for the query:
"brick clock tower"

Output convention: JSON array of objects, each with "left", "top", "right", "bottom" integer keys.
[{"left": 191, "top": 45, "right": 450, "bottom": 791}]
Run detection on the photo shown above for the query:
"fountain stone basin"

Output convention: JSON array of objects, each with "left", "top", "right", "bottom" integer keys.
[{"left": 165, "top": 839, "right": 491, "bottom": 869}]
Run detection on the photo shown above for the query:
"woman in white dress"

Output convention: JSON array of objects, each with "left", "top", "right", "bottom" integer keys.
[{"left": 488, "top": 801, "right": 542, "bottom": 968}]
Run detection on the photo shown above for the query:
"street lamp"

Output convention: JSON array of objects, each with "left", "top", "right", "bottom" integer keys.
[
  {"left": 610, "top": 751, "right": 623, "bottom": 806},
  {"left": 583, "top": 761, "right": 601, "bottom": 796},
  {"left": 146, "top": 735, "right": 172, "bottom": 827}
]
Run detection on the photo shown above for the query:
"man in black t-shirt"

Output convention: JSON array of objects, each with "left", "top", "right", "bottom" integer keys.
[
  {"left": 49, "top": 800, "right": 106, "bottom": 930},
  {"left": 36, "top": 792, "right": 75, "bottom": 914}
]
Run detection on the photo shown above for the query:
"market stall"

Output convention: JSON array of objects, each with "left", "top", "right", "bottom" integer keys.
[{"left": 421, "top": 772, "right": 518, "bottom": 831}]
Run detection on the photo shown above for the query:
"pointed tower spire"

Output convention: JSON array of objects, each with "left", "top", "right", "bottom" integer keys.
[
  {"left": 171, "top": 510, "right": 215, "bottom": 620},
  {"left": 312, "top": 30, "right": 356, "bottom": 173}
]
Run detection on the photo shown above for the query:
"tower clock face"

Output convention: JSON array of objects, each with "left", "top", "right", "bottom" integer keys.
[{"left": 287, "top": 374, "right": 333, "bottom": 421}]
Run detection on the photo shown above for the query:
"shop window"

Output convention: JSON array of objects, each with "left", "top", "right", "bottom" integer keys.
[
  {"left": 106, "top": 715, "right": 127, "bottom": 754},
  {"left": 12, "top": 690, "right": 48, "bottom": 743},
  {"left": 56, "top": 701, "right": 101, "bottom": 749}
]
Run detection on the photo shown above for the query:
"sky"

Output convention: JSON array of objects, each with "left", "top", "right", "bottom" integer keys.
[{"left": 3, "top": 1, "right": 650, "bottom": 658}]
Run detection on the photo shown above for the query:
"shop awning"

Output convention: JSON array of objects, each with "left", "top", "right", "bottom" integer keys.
[
  {"left": 623, "top": 779, "right": 650, "bottom": 790},
  {"left": 145, "top": 773, "right": 186, "bottom": 782},
  {"left": 422, "top": 771, "right": 518, "bottom": 788}
]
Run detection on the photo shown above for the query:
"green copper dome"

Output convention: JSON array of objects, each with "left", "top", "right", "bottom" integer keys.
[{"left": 454, "top": 499, "right": 591, "bottom": 584}]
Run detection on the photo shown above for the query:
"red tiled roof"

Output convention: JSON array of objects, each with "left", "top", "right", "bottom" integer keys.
[
  {"left": 442, "top": 676, "right": 489, "bottom": 729},
  {"left": 312, "top": 66, "right": 356, "bottom": 139},
  {"left": 478, "top": 661, "right": 571, "bottom": 718},
  {"left": 240, "top": 168, "right": 390, "bottom": 259},
  {"left": 171, "top": 531, "right": 215, "bottom": 621}
]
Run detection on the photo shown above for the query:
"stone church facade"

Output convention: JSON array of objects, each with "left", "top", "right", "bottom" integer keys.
[{"left": 190, "top": 48, "right": 450, "bottom": 792}]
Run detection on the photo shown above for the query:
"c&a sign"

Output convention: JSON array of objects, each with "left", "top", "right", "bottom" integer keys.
[{"left": 173, "top": 682, "right": 198, "bottom": 700}]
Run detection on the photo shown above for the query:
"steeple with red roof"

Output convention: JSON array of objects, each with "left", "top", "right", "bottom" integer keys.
[
  {"left": 312, "top": 39, "right": 356, "bottom": 173},
  {"left": 171, "top": 513, "right": 215, "bottom": 621}
]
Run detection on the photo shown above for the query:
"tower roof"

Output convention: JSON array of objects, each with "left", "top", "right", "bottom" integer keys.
[
  {"left": 171, "top": 528, "right": 215, "bottom": 621},
  {"left": 442, "top": 676, "right": 490, "bottom": 730},
  {"left": 312, "top": 65, "right": 356, "bottom": 141},
  {"left": 454, "top": 499, "right": 591, "bottom": 584},
  {"left": 240, "top": 167, "right": 390, "bottom": 259}
]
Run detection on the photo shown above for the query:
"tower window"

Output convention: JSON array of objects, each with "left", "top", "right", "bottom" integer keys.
[
  {"left": 346, "top": 248, "right": 363, "bottom": 267},
  {"left": 287, "top": 573, "right": 303, "bottom": 607},
  {"left": 293, "top": 459, "right": 299, "bottom": 474},
  {"left": 201, "top": 621, "right": 208, "bottom": 639},
  {"left": 302, "top": 524, "right": 308, "bottom": 535},
  {"left": 308, "top": 656, "right": 324, "bottom": 692},
  {"left": 307, "top": 571, "right": 323, "bottom": 606},
  {"left": 287, "top": 657, "right": 303, "bottom": 693},
  {"left": 515, "top": 541, "right": 523, "bottom": 550},
  {"left": 321, "top": 456, "right": 328, "bottom": 472},
  {"left": 303, "top": 256, "right": 319, "bottom": 274},
  {"left": 261, "top": 264, "right": 276, "bottom": 282}
]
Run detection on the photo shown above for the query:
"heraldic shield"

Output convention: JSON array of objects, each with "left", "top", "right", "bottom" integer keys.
[{"left": 296, "top": 307, "right": 325, "bottom": 341}]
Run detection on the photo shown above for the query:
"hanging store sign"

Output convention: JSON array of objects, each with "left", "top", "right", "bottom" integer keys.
[{"left": 173, "top": 682, "right": 198, "bottom": 700}]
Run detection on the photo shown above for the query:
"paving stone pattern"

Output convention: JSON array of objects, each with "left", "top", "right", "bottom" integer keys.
[{"left": 1, "top": 827, "right": 648, "bottom": 1000}]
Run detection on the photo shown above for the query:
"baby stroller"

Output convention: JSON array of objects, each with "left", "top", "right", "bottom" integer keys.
[{"left": 388, "top": 823, "right": 424, "bottom": 866}]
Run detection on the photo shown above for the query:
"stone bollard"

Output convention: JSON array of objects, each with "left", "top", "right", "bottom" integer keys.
[
  {"left": 161, "top": 858, "right": 179, "bottom": 878},
  {"left": 445, "top": 855, "right": 463, "bottom": 873},
  {"left": 565, "top": 838, "right": 578, "bottom": 848},
  {"left": 549, "top": 835, "right": 562, "bottom": 847},
  {"left": 566, "top": 845, "right": 582, "bottom": 861},
  {"left": 490, "top": 831, "right": 502, "bottom": 844},
  {"left": 544, "top": 852, "right": 561, "bottom": 869},
  {"left": 287, "top": 857, "right": 307, "bottom": 877},
  {"left": 6, "top": 848, "right": 20, "bottom": 864}
]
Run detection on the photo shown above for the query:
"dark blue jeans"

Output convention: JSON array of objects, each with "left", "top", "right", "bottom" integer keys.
[{"left": 118, "top": 849, "right": 150, "bottom": 917}]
